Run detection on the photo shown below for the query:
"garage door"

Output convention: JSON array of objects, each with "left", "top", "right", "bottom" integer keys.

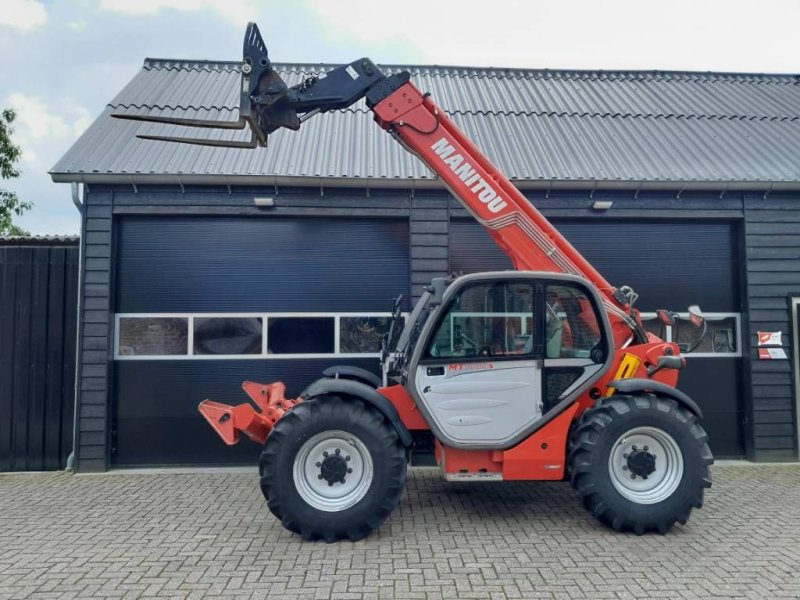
[
  {"left": 450, "top": 219, "right": 745, "bottom": 457},
  {"left": 112, "top": 215, "right": 409, "bottom": 467}
]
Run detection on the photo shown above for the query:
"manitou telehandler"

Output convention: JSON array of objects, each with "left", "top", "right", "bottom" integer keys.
[{"left": 117, "top": 23, "right": 713, "bottom": 541}]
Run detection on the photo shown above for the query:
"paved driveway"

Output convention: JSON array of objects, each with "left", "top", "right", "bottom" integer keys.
[{"left": 1, "top": 464, "right": 799, "bottom": 600}]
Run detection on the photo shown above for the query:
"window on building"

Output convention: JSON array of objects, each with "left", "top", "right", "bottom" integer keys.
[
  {"left": 193, "top": 317, "right": 263, "bottom": 355},
  {"left": 340, "top": 316, "right": 395, "bottom": 354},
  {"left": 268, "top": 317, "right": 335, "bottom": 354},
  {"left": 116, "top": 312, "right": 402, "bottom": 359},
  {"left": 641, "top": 315, "right": 665, "bottom": 339},
  {"left": 118, "top": 317, "right": 188, "bottom": 356},
  {"left": 673, "top": 315, "right": 738, "bottom": 354},
  {"left": 637, "top": 312, "right": 740, "bottom": 356}
]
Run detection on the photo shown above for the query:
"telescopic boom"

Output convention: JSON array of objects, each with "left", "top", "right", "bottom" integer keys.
[{"left": 114, "top": 22, "right": 645, "bottom": 345}]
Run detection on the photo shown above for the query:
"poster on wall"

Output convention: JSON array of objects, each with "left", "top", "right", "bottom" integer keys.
[
  {"left": 757, "top": 331, "right": 782, "bottom": 346},
  {"left": 758, "top": 347, "right": 788, "bottom": 360},
  {"left": 756, "top": 331, "right": 786, "bottom": 359}
]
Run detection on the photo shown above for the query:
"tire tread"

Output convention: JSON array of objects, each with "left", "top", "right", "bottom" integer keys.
[
  {"left": 259, "top": 396, "right": 407, "bottom": 542},
  {"left": 569, "top": 393, "right": 713, "bottom": 535}
]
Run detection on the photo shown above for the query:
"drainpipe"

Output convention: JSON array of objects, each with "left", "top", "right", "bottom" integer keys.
[{"left": 65, "top": 182, "right": 84, "bottom": 472}]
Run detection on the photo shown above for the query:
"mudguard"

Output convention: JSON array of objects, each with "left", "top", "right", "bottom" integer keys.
[
  {"left": 322, "top": 365, "right": 381, "bottom": 388},
  {"left": 301, "top": 377, "right": 414, "bottom": 447},
  {"left": 608, "top": 378, "right": 704, "bottom": 419}
]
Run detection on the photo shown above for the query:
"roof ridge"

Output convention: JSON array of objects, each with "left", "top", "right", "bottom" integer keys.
[
  {"left": 141, "top": 58, "right": 800, "bottom": 83},
  {"left": 409, "top": 70, "right": 800, "bottom": 86},
  {"left": 144, "top": 58, "right": 240, "bottom": 72}
]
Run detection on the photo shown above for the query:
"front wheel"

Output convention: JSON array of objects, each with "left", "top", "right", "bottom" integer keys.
[
  {"left": 569, "top": 394, "right": 713, "bottom": 534},
  {"left": 259, "top": 396, "right": 407, "bottom": 542}
]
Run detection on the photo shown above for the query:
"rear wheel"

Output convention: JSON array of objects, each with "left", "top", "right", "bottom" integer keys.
[
  {"left": 569, "top": 394, "right": 713, "bottom": 534},
  {"left": 259, "top": 396, "right": 407, "bottom": 542}
]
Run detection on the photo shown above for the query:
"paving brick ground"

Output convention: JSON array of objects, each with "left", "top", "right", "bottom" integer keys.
[{"left": 1, "top": 464, "right": 799, "bottom": 599}]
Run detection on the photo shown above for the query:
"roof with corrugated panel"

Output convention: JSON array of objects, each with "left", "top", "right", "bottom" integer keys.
[{"left": 50, "top": 59, "right": 800, "bottom": 189}]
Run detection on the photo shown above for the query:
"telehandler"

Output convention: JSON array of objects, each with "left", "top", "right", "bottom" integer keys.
[{"left": 116, "top": 23, "right": 713, "bottom": 541}]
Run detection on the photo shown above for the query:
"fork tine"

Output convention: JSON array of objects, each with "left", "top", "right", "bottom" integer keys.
[
  {"left": 135, "top": 132, "right": 261, "bottom": 149},
  {"left": 112, "top": 113, "right": 248, "bottom": 130}
]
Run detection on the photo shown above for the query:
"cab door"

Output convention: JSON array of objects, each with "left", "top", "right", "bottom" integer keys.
[{"left": 413, "top": 278, "right": 544, "bottom": 447}]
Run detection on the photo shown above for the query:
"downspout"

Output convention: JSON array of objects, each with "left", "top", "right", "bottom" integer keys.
[{"left": 65, "top": 181, "right": 83, "bottom": 472}]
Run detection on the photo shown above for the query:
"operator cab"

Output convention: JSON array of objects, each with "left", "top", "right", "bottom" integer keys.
[{"left": 388, "top": 271, "right": 613, "bottom": 449}]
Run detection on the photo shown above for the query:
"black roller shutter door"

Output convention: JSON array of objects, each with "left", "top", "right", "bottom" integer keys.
[
  {"left": 116, "top": 216, "right": 410, "bottom": 313},
  {"left": 450, "top": 219, "right": 744, "bottom": 457},
  {"left": 450, "top": 219, "right": 739, "bottom": 312},
  {"left": 113, "top": 215, "right": 409, "bottom": 466}
]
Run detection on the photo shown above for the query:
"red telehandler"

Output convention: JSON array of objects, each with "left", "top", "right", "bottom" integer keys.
[{"left": 116, "top": 23, "right": 713, "bottom": 541}]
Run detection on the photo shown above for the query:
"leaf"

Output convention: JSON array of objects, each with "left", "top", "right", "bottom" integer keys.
[{"left": 0, "top": 108, "right": 31, "bottom": 233}]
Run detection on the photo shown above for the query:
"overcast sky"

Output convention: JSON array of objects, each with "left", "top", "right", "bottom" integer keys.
[{"left": 2, "top": 0, "right": 800, "bottom": 235}]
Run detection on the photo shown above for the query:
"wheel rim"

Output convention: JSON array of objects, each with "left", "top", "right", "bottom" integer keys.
[
  {"left": 608, "top": 426, "right": 684, "bottom": 504},
  {"left": 293, "top": 430, "right": 374, "bottom": 512}
]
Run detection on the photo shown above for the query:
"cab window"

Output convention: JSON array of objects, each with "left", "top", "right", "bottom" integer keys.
[
  {"left": 545, "top": 284, "right": 602, "bottom": 359},
  {"left": 426, "top": 281, "right": 536, "bottom": 359}
]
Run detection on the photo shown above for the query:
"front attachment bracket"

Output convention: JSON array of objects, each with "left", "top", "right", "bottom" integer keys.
[{"left": 198, "top": 380, "right": 301, "bottom": 445}]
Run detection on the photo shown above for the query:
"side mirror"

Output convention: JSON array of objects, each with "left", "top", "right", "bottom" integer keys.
[
  {"left": 647, "top": 354, "right": 684, "bottom": 376},
  {"left": 426, "top": 278, "right": 448, "bottom": 307},
  {"left": 657, "top": 309, "right": 675, "bottom": 326},
  {"left": 688, "top": 305, "right": 704, "bottom": 328}
]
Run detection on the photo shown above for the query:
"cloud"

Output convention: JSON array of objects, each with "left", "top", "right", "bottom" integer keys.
[
  {"left": 66, "top": 19, "right": 88, "bottom": 33},
  {"left": 6, "top": 93, "right": 92, "bottom": 141},
  {"left": 1, "top": 91, "right": 92, "bottom": 233},
  {"left": 7, "top": 93, "right": 70, "bottom": 142},
  {"left": 0, "top": 0, "right": 47, "bottom": 33},
  {"left": 99, "top": 0, "right": 260, "bottom": 28},
  {"left": 5, "top": 93, "right": 93, "bottom": 168},
  {"left": 305, "top": 0, "right": 800, "bottom": 72},
  {"left": 3, "top": 0, "right": 800, "bottom": 238}
]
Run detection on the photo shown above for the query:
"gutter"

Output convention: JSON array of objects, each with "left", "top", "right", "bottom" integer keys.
[
  {"left": 49, "top": 172, "right": 800, "bottom": 193},
  {"left": 65, "top": 182, "right": 84, "bottom": 472}
]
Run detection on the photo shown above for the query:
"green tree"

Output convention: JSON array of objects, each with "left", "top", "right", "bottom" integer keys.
[{"left": 0, "top": 109, "right": 31, "bottom": 236}]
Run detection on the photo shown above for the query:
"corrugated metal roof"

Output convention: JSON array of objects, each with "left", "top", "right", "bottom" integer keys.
[{"left": 51, "top": 59, "right": 800, "bottom": 189}]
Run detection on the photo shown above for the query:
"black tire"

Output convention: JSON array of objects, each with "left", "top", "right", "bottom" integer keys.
[
  {"left": 259, "top": 396, "right": 407, "bottom": 542},
  {"left": 569, "top": 394, "right": 713, "bottom": 534}
]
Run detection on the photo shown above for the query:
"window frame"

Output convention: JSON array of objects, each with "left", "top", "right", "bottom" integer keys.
[
  {"left": 192, "top": 316, "right": 264, "bottom": 356},
  {"left": 117, "top": 315, "right": 190, "bottom": 358},
  {"left": 638, "top": 312, "right": 742, "bottom": 358},
  {"left": 420, "top": 279, "right": 542, "bottom": 364},
  {"left": 114, "top": 312, "right": 401, "bottom": 360}
]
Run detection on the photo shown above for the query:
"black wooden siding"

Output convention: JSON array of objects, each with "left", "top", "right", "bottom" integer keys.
[
  {"left": 0, "top": 242, "right": 78, "bottom": 470},
  {"left": 743, "top": 193, "right": 800, "bottom": 460},
  {"left": 70, "top": 185, "right": 800, "bottom": 470},
  {"left": 410, "top": 195, "right": 449, "bottom": 301},
  {"left": 75, "top": 191, "right": 114, "bottom": 472}
]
